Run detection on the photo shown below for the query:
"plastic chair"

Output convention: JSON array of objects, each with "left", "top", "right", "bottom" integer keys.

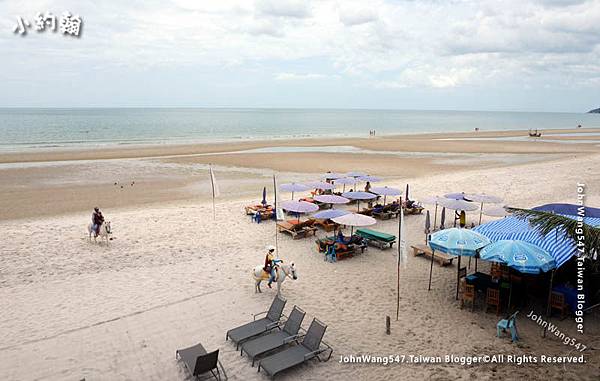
[{"left": 497, "top": 311, "right": 519, "bottom": 342}]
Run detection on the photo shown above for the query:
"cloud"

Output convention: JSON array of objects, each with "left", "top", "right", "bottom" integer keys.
[
  {"left": 1, "top": 0, "right": 600, "bottom": 108},
  {"left": 338, "top": 4, "right": 379, "bottom": 26},
  {"left": 255, "top": 0, "right": 312, "bottom": 18},
  {"left": 275, "top": 72, "right": 327, "bottom": 81}
]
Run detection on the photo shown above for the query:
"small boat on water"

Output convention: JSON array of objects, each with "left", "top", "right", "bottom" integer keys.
[{"left": 528, "top": 129, "right": 542, "bottom": 137}]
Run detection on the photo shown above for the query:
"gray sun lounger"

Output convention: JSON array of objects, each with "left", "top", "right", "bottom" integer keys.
[
  {"left": 257, "top": 318, "right": 333, "bottom": 379},
  {"left": 176, "top": 342, "right": 228, "bottom": 380},
  {"left": 226, "top": 295, "right": 286, "bottom": 349},
  {"left": 241, "top": 305, "right": 306, "bottom": 366}
]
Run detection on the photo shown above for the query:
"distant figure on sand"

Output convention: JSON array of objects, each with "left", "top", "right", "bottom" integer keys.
[
  {"left": 364, "top": 181, "right": 371, "bottom": 192},
  {"left": 91, "top": 207, "right": 104, "bottom": 236}
]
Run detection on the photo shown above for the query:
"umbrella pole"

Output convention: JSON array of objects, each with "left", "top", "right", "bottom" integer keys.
[
  {"left": 396, "top": 211, "right": 402, "bottom": 320},
  {"left": 475, "top": 257, "right": 478, "bottom": 272},
  {"left": 357, "top": 200, "right": 360, "bottom": 212},
  {"left": 543, "top": 270, "right": 555, "bottom": 338},
  {"left": 291, "top": 191, "right": 294, "bottom": 200},
  {"left": 428, "top": 245, "right": 435, "bottom": 291},
  {"left": 508, "top": 268, "right": 513, "bottom": 311},
  {"left": 456, "top": 256, "right": 462, "bottom": 300},
  {"left": 479, "top": 202, "right": 484, "bottom": 224}
]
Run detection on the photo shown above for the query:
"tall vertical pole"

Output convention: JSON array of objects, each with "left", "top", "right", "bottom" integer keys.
[
  {"left": 543, "top": 270, "right": 555, "bottom": 338},
  {"left": 273, "top": 175, "right": 279, "bottom": 257},
  {"left": 396, "top": 204, "right": 402, "bottom": 320}
]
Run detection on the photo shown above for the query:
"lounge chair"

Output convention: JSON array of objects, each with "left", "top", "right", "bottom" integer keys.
[
  {"left": 411, "top": 244, "right": 456, "bottom": 266},
  {"left": 226, "top": 295, "right": 286, "bottom": 349},
  {"left": 258, "top": 318, "right": 333, "bottom": 379},
  {"left": 176, "top": 342, "right": 228, "bottom": 380},
  {"left": 355, "top": 228, "right": 396, "bottom": 249},
  {"left": 312, "top": 218, "right": 339, "bottom": 232},
  {"left": 315, "top": 236, "right": 367, "bottom": 260},
  {"left": 241, "top": 306, "right": 306, "bottom": 366},
  {"left": 277, "top": 221, "right": 317, "bottom": 239}
]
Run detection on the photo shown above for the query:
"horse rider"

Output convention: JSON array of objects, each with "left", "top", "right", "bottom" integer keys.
[
  {"left": 263, "top": 245, "right": 282, "bottom": 288},
  {"left": 91, "top": 207, "right": 105, "bottom": 237}
]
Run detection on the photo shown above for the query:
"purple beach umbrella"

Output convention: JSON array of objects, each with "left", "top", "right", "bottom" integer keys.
[
  {"left": 281, "top": 200, "right": 319, "bottom": 223},
  {"left": 371, "top": 186, "right": 401, "bottom": 204},
  {"left": 305, "top": 181, "right": 335, "bottom": 190},
  {"left": 280, "top": 182, "right": 310, "bottom": 199},
  {"left": 342, "top": 191, "right": 378, "bottom": 212},
  {"left": 313, "top": 195, "right": 350, "bottom": 204}
]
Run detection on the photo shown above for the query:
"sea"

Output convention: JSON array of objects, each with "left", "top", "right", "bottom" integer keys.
[{"left": 1, "top": 108, "right": 599, "bottom": 152}]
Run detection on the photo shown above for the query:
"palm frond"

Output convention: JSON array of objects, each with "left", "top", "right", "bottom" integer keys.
[{"left": 506, "top": 207, "right": 600, "bottom": 260}]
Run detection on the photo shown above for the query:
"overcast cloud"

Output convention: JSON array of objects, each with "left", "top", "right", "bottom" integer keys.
[{"left": 1, "top": 0, "right": 599, "bottom": 111}]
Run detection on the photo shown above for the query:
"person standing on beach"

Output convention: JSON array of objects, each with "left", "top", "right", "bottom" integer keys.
[{"left": 91, "top": 207, "right": 104, "bottom": 236}]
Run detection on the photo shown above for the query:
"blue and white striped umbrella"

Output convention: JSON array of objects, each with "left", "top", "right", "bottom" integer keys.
[
  {"left": 479, "top": 240, "right": 555, "bottom": 274},
  {"left": 473, "top": 215, "right": 600, "bottom": 268},
  {"left": 429, "top": 228, "right": 490, "bottom": 257}
]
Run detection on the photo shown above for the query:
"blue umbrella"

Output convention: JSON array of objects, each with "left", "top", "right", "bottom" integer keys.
[
  {"left": 428, "top": 228, "right": 490, "bottom": 297},
  {"left": 261, "top": 187, "right": 267, "bottom": 206},
  {"left": 429, "top": 228, "right": 490, "bottom": 256},
  {"left": 479, "top": 240, "right": 555, "bottom": 274}
]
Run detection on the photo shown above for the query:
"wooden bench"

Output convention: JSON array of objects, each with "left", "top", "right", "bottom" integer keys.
[{"left": 411, "top": 244, "right": 456, "bottom": 266}]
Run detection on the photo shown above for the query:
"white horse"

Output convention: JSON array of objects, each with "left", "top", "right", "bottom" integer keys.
[
  {"left": 88, "top": 221, "right": 112, "bottom": 245},
  {"left": 253, "top": 262, "right": 297, "bottom": 295}
]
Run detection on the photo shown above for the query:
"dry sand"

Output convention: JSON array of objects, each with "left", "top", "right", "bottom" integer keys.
[{"left": 1, "top": 138, "right": 599, "bottom": 380}]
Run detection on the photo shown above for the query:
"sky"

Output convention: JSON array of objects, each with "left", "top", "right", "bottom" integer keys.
[{"left": 1, "top": 0, "right": 599, "bottom": 112}]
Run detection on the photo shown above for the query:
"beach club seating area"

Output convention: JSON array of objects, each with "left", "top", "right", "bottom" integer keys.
[{"left": 245, "top": 177, "right": 600, "bottom": 354}]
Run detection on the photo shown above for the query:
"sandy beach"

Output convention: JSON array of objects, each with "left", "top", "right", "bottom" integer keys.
[{"left": 0, "top": 129, "right": 599, "bottom": 380}]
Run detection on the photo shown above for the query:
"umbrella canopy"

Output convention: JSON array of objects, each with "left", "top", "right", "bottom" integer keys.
[
  {"left": 428, "top": 228, "right": 490, "bottom": 257},
  {"left": 479, "top": 240, "right": 556, "bottom": 274},
  {"left": 444, "top": 192, "right": 470, "bottom": 201},
  {"left": 321, "top": 172, "right": 346, "bottom": 180},
  {"left": 334, "top": 177, "right": 359, "bottom": 185},
  {"left": 440, "top": 207, "right": 446, "bottom": 227},
  {"left": 466, "top": 193, "right": 503, "bottom": 204},
  {"left": 425, "top": 210, "right": 431, "bottom": 232},
  {"left": 421, "top": 196, "right": 444, "bottom": 205},
  {"left": 483, "top": 206, "right": 511, "bottom": 217},
  {"left": 371, "top": 186, "right": 402, "bottom": 196},
  {"left": 332, "top": 213, "right": 376, "bottom": 227},
  {"left": 279, "top": 183, "right": 310, "bottom": 192},
  {"left": 261, "top": 187, "right": 267, "bottom": 206},
  {"left": 405, "top": 184, "right": 409, "bottom": 200},
  {"left": 314, "top": 194, "right": 350, "bottom": 204},
  {"left": 305, "top": 181, "right": 335, "bottom": 190},
  {"left": 280, "top": 200, "right": 319, "bottom": 213},
  {"left": 314, "top": 209, "right": 350, "bottom": 219},
  {"left": 346, "top": 171, "right": 367, "bottom": 178},
  {"left": 357, "top": 175, "right": 382, "bottom": 182},
  {"left": 342, "top": 191, "right": 377, "bottom": 200},
  {"left": 438, "top": 198, "right": 479, "bottom": 211}
]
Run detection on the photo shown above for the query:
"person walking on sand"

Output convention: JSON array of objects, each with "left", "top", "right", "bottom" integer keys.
[{"left": 91, "top": 207, "right": 104, "bottom": 237}]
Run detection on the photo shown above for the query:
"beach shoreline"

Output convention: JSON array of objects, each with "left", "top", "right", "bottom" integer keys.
[{"left": 1, "top": 128, "right": 599, "bottom": 221}]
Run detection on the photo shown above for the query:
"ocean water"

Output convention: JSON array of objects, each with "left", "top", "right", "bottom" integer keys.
[{"left": 0, "top": 108, "right": 599, "bottom": 152}]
